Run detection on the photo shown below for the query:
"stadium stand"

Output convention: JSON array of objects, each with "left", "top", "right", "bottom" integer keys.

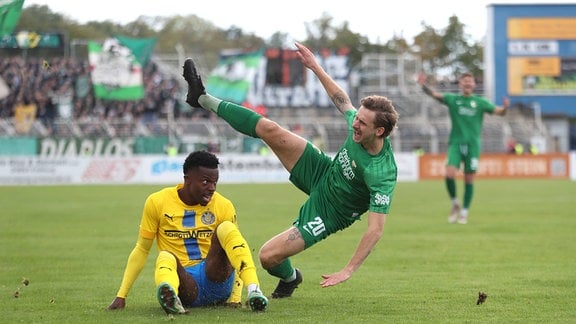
[{"left": 0, "top": 54, "right": 548, "bottom": 154}]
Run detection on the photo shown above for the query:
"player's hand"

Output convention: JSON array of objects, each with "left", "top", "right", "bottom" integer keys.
[
  {"left": 417, "top": 72, "right": 427, "bottom": 85},
  {"left": 502, "top": 97, "right": 510, "bottom": 109},
  {"left": 107, "top": 297, "right": 126, "bottom": 310},
  {"left": 294, "top": 42, "right": 318, "bottom": 70},
  {"left": 320, "top": 270, "right": 352, "bottom": 287}
]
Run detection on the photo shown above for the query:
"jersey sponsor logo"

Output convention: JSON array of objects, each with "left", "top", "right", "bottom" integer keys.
[
  {"left": 456, "top": 100, "right": 477, "bottom": 116},
  {"left": 201, "top": 211, "right": 215, "bottom": 225},
  {"left": 458, "top": 106, "right": 477, "bottom": 116},
  {"left": 338, "top": 149, "right": 355, "bottom": 181},
  {"left": 165, "top": 229, "right": 213, "bottom": 239},
  {"left": 374, "top": 193, "right": 390, "bottom": 206}
]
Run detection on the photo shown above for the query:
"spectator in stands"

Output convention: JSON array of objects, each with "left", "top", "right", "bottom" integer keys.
[
  {"left": 412, "top": 145, "right": 425, "bottom": 156},
  {"left": 53, "top": 79, "right": 74, "bottom": 119},
  {"left": 514, "top": 142, "right": 524, "bottom": 155},
  {"left": 13, "top": 92, "right": 37, "bottom": 134},
  {"left": 0, "top": 55, "right": 182, "bottom": 137},
  {"left": 34, "top": 83, "right": 57, "bottom": 134},
  {"left": 182, "top": 41, "right": 399, "bottom": 298},
  {"left": 506, "top": 137, "right": 517, "bottom": 154},
  {"left": 141, "top": 96, "right": 160, "bottom": 133},
  {"left": 165, "top": 142, "right": 178, "bottom": 156},
  {"left": 418, "top": 72, "right": 509, "bottom": 224}
]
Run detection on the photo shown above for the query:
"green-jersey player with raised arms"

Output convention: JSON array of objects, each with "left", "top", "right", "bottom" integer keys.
[
  {"left": 418, "top": 72, "right": 509, "bottom": 224},
  {"left": 182, "top": 41, "right": 399, "bottom": 299}
]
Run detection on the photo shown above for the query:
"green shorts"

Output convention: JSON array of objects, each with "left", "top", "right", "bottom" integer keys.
[
  {"left": 289, "top": 143, "right": 340, "bottom": 248},
  {"left": 446, "top": 142, "right": 480, "bottom": 173}
]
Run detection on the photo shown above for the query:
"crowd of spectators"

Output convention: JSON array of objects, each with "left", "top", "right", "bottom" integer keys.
[{"left": 0, "top": 56, "right": 184, "bottom": 135}]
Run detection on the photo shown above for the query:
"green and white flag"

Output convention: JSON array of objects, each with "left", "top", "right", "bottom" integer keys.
[
  {"left": 115, "top": 35, "right": 157, "bottom": 65},
  {"left": 0, "top": 0, "right": 24, "bottom": 36},
  {"left": 87, "top": 39, "right": 145, "bottom": 101},
  {"left": 206, "top": 49, "right": 264, "bottom": 104}
]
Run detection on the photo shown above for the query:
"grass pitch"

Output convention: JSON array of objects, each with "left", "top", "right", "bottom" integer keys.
[{"left": 1, "top": 179, "right": 575, "bottom": 323}]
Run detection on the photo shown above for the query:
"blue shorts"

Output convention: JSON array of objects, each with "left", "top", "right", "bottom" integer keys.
[{"left": 185, "top": 260, "right": 234, "bottom": 307}]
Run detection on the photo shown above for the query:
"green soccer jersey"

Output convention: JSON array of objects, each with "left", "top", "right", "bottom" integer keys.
[
  {"left": 322, "top": 110, "right": 397, "bottom": 221},
  {"left": 442, "top": 93, "right": 496, "bottom": 145},
  {"left": 289, "top": 110, "right": 398, "bottom": 245}
]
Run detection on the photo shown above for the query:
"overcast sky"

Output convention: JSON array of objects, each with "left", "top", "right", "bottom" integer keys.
[{"left": 24, "top": 0, "right": 574, "bottom": 43}]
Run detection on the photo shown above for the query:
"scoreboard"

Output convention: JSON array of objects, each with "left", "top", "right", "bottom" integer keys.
[{"left": 485, "top": 4, "right": 576, "bottom": 116}]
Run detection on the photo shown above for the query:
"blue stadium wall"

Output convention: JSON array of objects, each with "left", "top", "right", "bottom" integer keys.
[{"left": 485, "top": 4, "right": 576, "bottom": 117}]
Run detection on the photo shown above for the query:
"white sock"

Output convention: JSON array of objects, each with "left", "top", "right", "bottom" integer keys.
[
  {"left": 452, "top": 198, "right": 459, "bottom": 207},
  {"left": 247, "top": 284, "right": 260, "bottom": 294},
  {"left": 198, "top": 94, "right": 222, "bottom": 113},
  {"left": 282, "top": 269, "right": 297, "bottom": 282}
]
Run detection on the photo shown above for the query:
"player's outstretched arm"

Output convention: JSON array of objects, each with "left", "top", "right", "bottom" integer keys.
[
  {"left": 417, "top": 72, "right": 444, "bottom": 103},
  {"left": 493, "top": 97, "right": 510, "bottom": 116},
  {"left": 320, "top": 212, "right": 386, "bottom": 287},
  {"left": 294, "top": 42, "right": 354, "bottom": 115},
  {"left": 107, "top": 236, "right": 153, "bottom": 310}
]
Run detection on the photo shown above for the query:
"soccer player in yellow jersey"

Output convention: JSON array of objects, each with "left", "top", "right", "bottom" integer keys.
[
  {"left": 182, "top": 42, "right": 399, "bottom": 299},
  {"left": 107, "top": 150, "right": 268, "bottom": 314}
]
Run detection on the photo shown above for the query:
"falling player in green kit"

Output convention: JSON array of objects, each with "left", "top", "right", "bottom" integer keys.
[
  {"left": 418, "top": 72, "right": 509, "bottom": 224},
  {"left": 182, "top": 42, "right": 399, "bottom": 298}
]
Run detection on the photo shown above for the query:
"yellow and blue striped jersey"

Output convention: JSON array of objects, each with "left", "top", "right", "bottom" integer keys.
[{"left": 139, "top": 184, "right": 237, "bottom": 267}]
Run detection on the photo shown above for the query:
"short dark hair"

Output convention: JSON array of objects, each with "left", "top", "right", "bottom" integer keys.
[{"left": 183, "top": 150, "right": 219, "bottom": 174}]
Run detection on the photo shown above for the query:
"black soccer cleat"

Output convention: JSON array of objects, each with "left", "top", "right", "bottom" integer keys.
[
  {"left": 271, "top": 268, "right": 303, "bottom": 298},
  {"left": 182, "top": 58, "right": 206, "bottom": 108}
]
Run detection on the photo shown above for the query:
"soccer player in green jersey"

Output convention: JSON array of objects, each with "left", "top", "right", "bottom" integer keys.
[
  {"left": 418, "top": 72, "right": 509, "bottom": 224},
  {"left": 182, "top": 42, "right": 399, "bottom": 298},
  {"left": 107, "top": 150, "right": 268, "bottom": 314}
]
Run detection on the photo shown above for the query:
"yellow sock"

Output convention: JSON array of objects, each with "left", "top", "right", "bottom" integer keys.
[
  {"left": 217, "top": 221, "right": 260, "bottom": 289},
  {"left": 155, "top": 251, "right": 179, "bottom": 292},
  {"left": 226, "top": 273, "right": 243, "bottom": 304}
]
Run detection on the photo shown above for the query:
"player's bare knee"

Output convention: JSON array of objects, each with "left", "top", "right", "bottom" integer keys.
[
  {"left": 258, "top": 246, "right": 275, "bottom": 270},
  {"left": 257, "top": 119, "right": 284, "bottom": 137}
]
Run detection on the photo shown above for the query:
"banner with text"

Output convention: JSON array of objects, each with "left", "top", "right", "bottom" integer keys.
[
  {"left": 419, "top": 153, "right": 570, "bottom": 179},
  {"left": 0, "top": 153, "right": 418, "bottom": 185}
]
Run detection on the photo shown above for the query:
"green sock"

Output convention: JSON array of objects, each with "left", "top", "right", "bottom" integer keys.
[
  {"left": 445, "top": 177, "right": 456, "bottom": 199},
  {"left": 463, "top": 183, "right": 474, "bottom": 209},
  {"left": 218, "top": 101, "right": 261, "bottom": 138},
  {"left": 267, "top": 258, "right": 295, "bottom": 281},
  {"left": 200, "top": 95, "right": 262, "bottom": 138}
]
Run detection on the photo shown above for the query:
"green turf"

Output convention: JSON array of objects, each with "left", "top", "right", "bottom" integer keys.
[{"left": 1, "top": 180, "right": 575, "bottom": 323}]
